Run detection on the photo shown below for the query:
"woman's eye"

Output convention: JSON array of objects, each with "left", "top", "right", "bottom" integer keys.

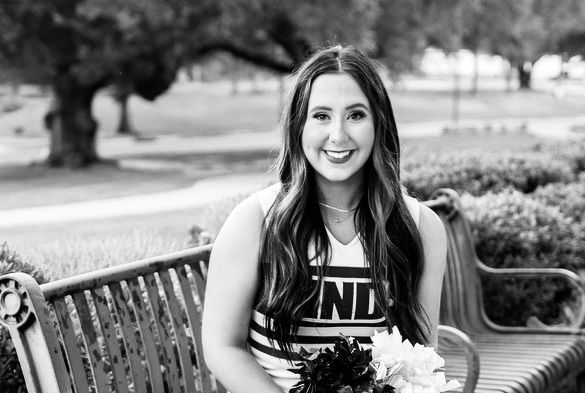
[
  {"left": 313, "top": 112, "right": 329, "bottom": 121},
  {"left": 348, "top": 111, "right": 366, "bottom": 121}
]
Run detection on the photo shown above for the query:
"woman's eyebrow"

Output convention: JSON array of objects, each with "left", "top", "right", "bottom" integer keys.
[
  {"left": 309, "top": 103, "right": 369, "bottom": 111},
  {"left": 346, "top": 103, "right": 369, "bottom": 111},
  {"left": 309, "top": 105, "right": 332, "bottom": 112}
]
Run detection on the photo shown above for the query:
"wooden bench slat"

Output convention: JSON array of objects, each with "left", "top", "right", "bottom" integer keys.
[
  {"left": 108, "top": 282, "right": 149, "bottom": 393},
  {"left": 90, "top": 287, "right": 131, "bottom": 393},
  {"left": 159, "top": 269, "right": 197, "bottom": 393},
  {"left": 71, "top": 291, "right": 110, "bottom": 393},
  {"left": 127, "top": 277, "right": 166, "bottom": 393},
  {"left": 52, "top": 298, "right": 91, "bottom": 393},
  {"left": 176, "top": 264, "right": 212, "bottom": 392},
  {"left": 143, "top": 272, "right": 183, "bottom": 393}
]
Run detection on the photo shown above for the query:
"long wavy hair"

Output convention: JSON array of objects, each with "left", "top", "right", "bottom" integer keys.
[{"left": 256, "top": 46, "right": 428, "bottom": 357}]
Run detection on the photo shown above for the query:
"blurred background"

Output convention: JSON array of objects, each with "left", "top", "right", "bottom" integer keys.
[{"left": 0, "top": 2, "right": 585, "bottom": 385}]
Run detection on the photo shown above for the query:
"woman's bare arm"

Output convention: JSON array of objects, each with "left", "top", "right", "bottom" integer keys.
[
  {"left": 416, "top": 204, "right": 448, "bottom": 348},
  {"left": 202, "top": 195, "right": 283, "bottom": 393}
]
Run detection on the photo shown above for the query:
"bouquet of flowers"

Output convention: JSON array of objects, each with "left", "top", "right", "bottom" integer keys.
[{"left": 289, "top": 326, "right": 460, "bottom": 393}]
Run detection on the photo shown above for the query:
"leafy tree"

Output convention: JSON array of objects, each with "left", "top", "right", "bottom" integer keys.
[
  {"left": 191, "top": 0, "right": 380, "bottom": 73},
  {"left": 470, "top": 0, "right": 584, "bottom": 89},
  {"left": 195, "top": 0, "right": 428, "bottom": 77},
  {"left": 421, "top": 0, "right": 585, "bottom": 90},
  {"left": 373, "top": 0, "right": 426, "bottom": 76},
  {"left": 0, "top": 0, "right": 218, "bottom": 167},
  {"left": 0, "top": 0, "right": 420, "bottom": 167}
]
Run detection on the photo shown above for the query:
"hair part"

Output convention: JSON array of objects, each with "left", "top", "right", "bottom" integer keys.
[{"left": 257, "top": 45, "right": 428, "bottom": 359}]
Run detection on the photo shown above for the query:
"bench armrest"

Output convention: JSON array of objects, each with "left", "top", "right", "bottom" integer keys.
[
  {"left": 477, "top": 263, "right": 585, "bottom": 332},
  {"left": 0, "top": 273, "right": 73, "bottom": 393},
  {"left": 438, "top": 325, "right": 479, "bottom": 393}
]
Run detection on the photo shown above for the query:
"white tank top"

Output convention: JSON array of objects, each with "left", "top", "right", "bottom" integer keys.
[{"left": 248, "top": 183, "right": 421, "bottom": 392}]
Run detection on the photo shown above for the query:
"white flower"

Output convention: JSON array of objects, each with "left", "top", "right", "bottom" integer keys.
[{"left": 370, "top": 326, "right": 461, "bottom": 393}]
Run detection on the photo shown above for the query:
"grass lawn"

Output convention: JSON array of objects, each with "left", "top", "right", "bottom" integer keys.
[{"left": 0, "top": 207, "right": 205, "bottom": 278}]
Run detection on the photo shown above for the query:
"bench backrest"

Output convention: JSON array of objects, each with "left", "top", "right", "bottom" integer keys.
[
  {"left": 0, "top": 245, "right": 225, "bottom": 393},
  {"left": 0, "top": 191, "right": 477, "bottom": 393},
  {"left": 427, "top": 189, "right": 488, "bottom": 333}
]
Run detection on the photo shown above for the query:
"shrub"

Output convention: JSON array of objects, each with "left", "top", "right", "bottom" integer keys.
[
  {"left": 0, "top": 244, "right": 48, "bottom": 393},
  {"left": 402, "top": 150, "right": 575, "bottom": 200},
  {"left": 460, "top": 191, "right": 585, "bottom": 326},
  {"left": 554, "top": 140, "right": 585, "bottom": 174},
  {"left": 531, "top": 174, "right": 585, "bottom": 223}
]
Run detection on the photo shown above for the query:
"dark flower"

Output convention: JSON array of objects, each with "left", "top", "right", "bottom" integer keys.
[{"left": 289, "top": 335, "right": 377, "bottom": 393}]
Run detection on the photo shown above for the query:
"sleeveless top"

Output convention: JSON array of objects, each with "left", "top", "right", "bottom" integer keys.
[{"left": 247, "top": 183, "right": 421, "bottom": 392}]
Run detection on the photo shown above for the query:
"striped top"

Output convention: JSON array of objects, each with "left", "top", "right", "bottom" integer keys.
[{"left": 248, "top": 183, "right": 421, "bottom": 392}]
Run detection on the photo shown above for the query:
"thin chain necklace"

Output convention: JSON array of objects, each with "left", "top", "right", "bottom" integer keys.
[
  {"left": 319, "top": 202, "right": 358, "bottom": 223},
  {"left": 318, "top": 202, "right": 358, "bottom": 213}
]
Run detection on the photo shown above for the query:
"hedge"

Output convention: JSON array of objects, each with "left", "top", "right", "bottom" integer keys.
[
  {"left": 531, "top": 173, "right": 585, "bottom": 224},
  {"left": 461, "top": 190, "right": 585, "bottom": 326},
  {"left": 402, "top": 150, "right": 576, "bottom": 200}
]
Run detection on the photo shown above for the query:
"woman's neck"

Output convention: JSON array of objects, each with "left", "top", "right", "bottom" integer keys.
[{"left": 315, "top": 174, "right": 364, "bottom": 210}]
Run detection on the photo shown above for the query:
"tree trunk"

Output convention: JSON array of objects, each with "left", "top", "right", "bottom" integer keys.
[
  {"left": 44, "top": 74, "right": 100, "bottom": 167},
  {"left": 115, "top": 90, "right": 133, "bottom": 135},
  {"left": 506, "top": 62, "right": 513, "bottom": 93},
  {"left": 471, "top": 50, "right": 479, "bottom": 95},
  {"left": 517, "top": 63, "right": 532, "bottom": 90}
]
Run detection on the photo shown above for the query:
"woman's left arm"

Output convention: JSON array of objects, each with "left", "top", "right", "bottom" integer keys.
[{"left": 417, "top": 204, "right": 448, "bottom": 348}]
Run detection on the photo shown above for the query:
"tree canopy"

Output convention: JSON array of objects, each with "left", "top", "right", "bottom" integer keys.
[{"left": 1, "top": 0, "right": 584, "bottom": 167}]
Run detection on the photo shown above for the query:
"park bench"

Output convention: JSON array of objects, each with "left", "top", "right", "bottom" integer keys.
[
  {"left": 427, "top": 189, "right": 585, "bottom": 393},
  {"left": 0, "top": 189, "right": 582, "bottom": 393}
]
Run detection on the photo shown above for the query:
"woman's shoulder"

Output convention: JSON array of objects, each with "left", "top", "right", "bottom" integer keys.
[
  {"left": 211, "top": 190, "right": 267, "bottom": 262},
  {"left": 215, "top": 182, "right": 281, "bottom": 239},
  {"left": 402, "top": 193, "right": 444, "bottom": 235},
  {"left": 252, "top": 182, "right": 282, "bottom": 216},
  {"left": 402, "top": 193, "right": 421, "bottom": 228}
]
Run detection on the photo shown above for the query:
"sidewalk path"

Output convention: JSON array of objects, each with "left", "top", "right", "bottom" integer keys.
[{"left": 0, "top": 172, "right": 272, "bottom": 228}]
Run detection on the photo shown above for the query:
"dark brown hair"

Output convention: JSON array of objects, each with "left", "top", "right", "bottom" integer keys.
[{"left": 256, "top": 45, "right": 428, "bottom": 358}]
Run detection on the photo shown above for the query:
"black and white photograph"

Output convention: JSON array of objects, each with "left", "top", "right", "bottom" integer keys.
[{"left": 0, "top": 1, "right": 584, "bottom": 392}]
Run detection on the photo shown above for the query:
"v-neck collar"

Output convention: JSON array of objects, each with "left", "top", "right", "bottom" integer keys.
[{"left": 324, "top": 225, "right": 360, "bottom": 248}]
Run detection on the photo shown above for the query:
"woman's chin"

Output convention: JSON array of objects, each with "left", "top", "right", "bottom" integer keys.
[{"left": 314, "top": 169, "right": 363, "bottom": 185}]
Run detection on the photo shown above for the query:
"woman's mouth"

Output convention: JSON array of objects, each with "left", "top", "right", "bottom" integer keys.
[{"left": 323, "top": 149, "right": 354, "bottom": 163}]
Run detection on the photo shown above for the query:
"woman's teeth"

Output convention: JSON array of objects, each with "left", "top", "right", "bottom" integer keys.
[{"left": 325, "top": 150, "right": 351, "bottom": 158}]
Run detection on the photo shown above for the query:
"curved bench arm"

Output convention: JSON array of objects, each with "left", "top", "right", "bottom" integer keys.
[
  {"left": 478, "top": 263, "right": 585, "bottom": 332},
  {"left": 438, "top": 325, "right": 479, "bottom": 393},
  {"left": 0, "top": 272, "right": 73, "bottom": 393}
]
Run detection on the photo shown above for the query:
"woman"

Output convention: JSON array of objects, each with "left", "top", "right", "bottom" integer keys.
[{"left": 202, "top": 45, "right": 447, "bottom": 393}]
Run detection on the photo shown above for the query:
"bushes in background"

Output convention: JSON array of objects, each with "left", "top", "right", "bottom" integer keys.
[
  {"left": 402, "top": 149, "right": 578, "bottom": 200},
  {"left": 532, "top": 174, "right": 585, "bottom": 223},
  {"left": 461, "top": 190, "right": 585, "bottom": 326}
]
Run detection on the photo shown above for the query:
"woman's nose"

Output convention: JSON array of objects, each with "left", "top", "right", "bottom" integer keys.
[{"left": 328, "top": 119, "right": 349, "bottom": 144}]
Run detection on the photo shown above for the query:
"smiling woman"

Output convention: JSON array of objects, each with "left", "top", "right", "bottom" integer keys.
[
  {"left": 201, "top": 46, "right": 447, "bottom": 393},
  {"left": 302, "top": 73, "right": 375, "bottom": 185}
]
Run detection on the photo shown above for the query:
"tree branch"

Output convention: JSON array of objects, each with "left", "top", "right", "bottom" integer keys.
[{"left": 193, "top": 41, "right": 294, "bottom": 73}]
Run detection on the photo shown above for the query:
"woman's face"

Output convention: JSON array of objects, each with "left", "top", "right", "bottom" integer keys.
[{"left": 301, "top": 72, "right": 375, "bottom": 185}]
